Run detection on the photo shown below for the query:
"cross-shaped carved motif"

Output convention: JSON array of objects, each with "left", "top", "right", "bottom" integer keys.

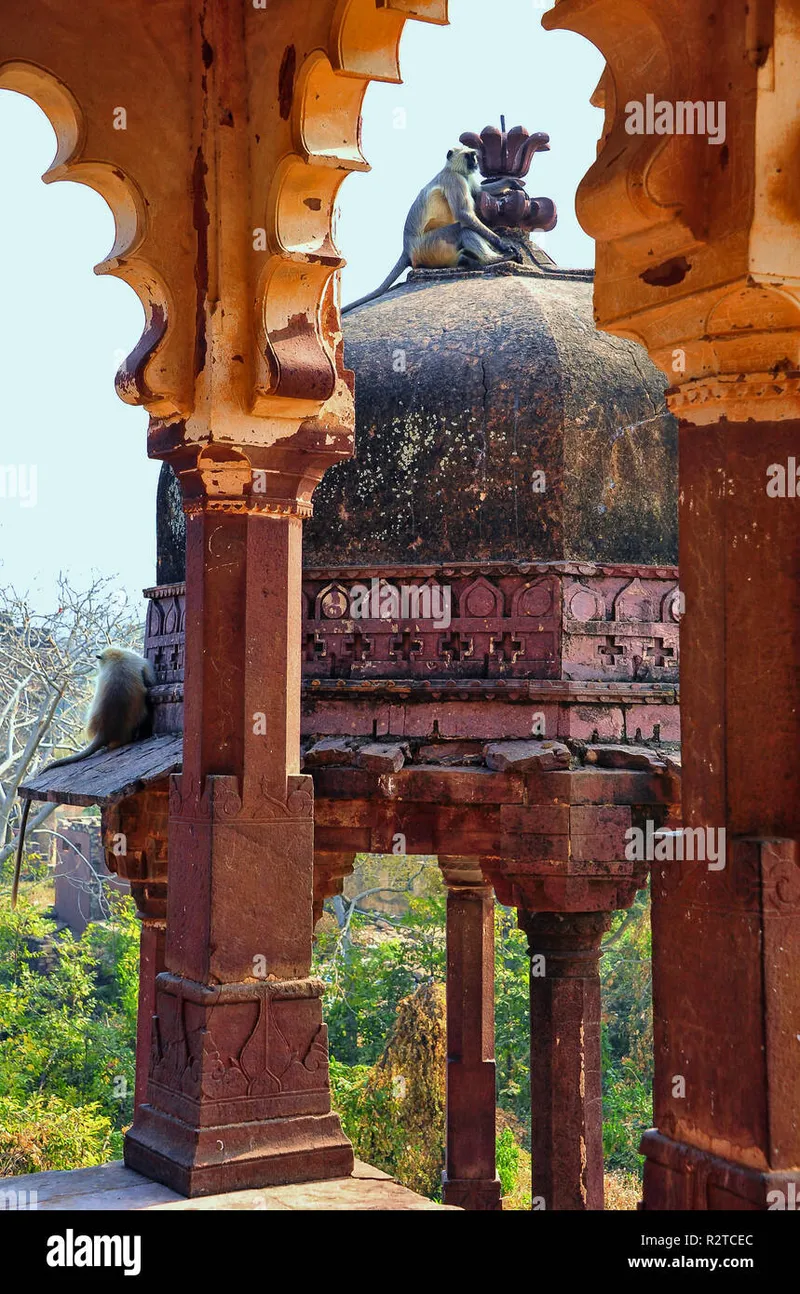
[
  {"left": 491, "top": 632, "right": 523, "bottom": 662},
  {"left": 304, "top": 631, "right": 326, "bottom": 662},
  {"left": 598, "top": 636, "right": 625, "bottom": 666},
  {"left": 439, "top": 631, "right": 472, "bottom": 662},
  {"left": 642, "top": 637, "right": 675, "bottom": 668},
  {"left": 390, "top": 629, "right": 422, "bottom": 661},
  {"left": 344, "top": 631, "right": 371, "bottom": 662},
  {"left": 152, "top": 645, "right": 168, "bottom": 681}
]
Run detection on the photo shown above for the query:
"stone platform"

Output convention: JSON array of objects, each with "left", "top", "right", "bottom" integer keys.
[{"left": 2, "top": 1160, "right": 454, "bottom": 1211}]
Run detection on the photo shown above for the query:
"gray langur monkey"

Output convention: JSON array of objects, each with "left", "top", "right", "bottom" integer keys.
[
  {"left": 342, "top": 146, "right": 524, "bottom": 314},
  {"left": 11, "top": 647, "right": 155, "bottom": 908}
]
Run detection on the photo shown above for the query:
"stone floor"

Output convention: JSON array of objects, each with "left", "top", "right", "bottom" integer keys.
[{"left": 2, "top": 1159, "right": 455, "bottom": 1210}]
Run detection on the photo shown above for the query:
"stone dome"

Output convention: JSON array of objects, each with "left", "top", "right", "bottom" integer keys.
[{"left": 303, "top": 256, "right": 678, "bottom": 567}]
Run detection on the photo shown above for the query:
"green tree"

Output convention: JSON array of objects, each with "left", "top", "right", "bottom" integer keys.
[{"left": 0, "top": 892, "right": 139, "bottom": 1170}]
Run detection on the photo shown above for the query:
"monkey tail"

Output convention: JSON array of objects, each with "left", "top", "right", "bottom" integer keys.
[
  {"left": 341, "top": 253, "right": 411, "bottom": 315},
  {"left": 11, "top": 796, "right": 32, "bottom": 910},
  {"left": 43, "top": 734, "right": 106, "bottom": 771}
]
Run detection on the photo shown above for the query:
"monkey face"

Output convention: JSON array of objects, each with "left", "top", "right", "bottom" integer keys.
[
  {"left": 97, "top": 646, "right": 124, "bottom": 664},
  {"left": 446, "top": 146, "right": 480, "bottom": 175}
]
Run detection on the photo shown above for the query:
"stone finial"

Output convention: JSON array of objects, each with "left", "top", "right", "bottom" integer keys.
[
  {"left": 460, "top": 123, "right": 551, "bottom": 179},
  {"left": 459, "top": 124, "right": 557, "bottom": 234}
]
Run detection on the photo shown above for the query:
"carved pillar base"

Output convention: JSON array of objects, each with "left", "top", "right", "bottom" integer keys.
[
  {"left": 103, "top": 788, "right": 169, "bottom": 1114},
  {"left": 124, "top": 974, "right": 353, "bottom": 1197},
  {"left": 520, "top": 910, "right": 612, "bottom": 1211},
  {"left": 440, "top": 859, "right": 502, "bottom": 1211}
]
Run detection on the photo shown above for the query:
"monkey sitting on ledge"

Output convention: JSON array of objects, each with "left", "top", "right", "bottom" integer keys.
[
  {"left": 11, "top": 647, "right": 155, "bottom": 908},
  {"left": 342, "top": 145, "right": 523, "bottom": 314}
]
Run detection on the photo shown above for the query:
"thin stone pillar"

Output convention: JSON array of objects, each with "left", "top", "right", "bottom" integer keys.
[
  {"left": 124, "top": 465, "right": 353, "bottom": 1195},
  {"left": 440, "top": 859, "right": 501, "bottom": 1210},
  {"left": 103, "top": 789, "right": 169, "bottom": 1117},
  {"left": 520, "top": 910, "right": 612, "bottom": 1211}
]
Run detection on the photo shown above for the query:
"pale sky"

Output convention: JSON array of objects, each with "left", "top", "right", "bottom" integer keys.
[{"left": 0, "top": 0, "right": 602, "bottom": 611}]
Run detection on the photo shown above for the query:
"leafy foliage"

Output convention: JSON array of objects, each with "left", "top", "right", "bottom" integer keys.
[
  {"left": 0, "top": 1095, "right": 114, "bottom": 1177},
  {"left": 496, "top": 1126, "right": 520, "bottom": 1197},
  {"left": 0, "top": 892, "right": 139, "bottom": 1173},
  {"left": 331, "top": 981, "right": 447, "bottom": 1197},
  {"left": 600, "top": 887, "right": 653, "bottom": 1175},
  {"left": 493, "top": 905, "right": 530, "bottom": 1132}
]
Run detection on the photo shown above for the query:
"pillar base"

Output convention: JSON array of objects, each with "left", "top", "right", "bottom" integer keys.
[
  {"left": 124, "top": 1107, "right": 354, "bottom": 1198},
  {"left": 442, "top": 1176, "right": 503, "bottom": 1210},
  {"left": 641, "top": 1131, "right": 800, "bottom": 1211},
  {"left": 126, "top": 971, "right": 354, "bottom": 1198}
]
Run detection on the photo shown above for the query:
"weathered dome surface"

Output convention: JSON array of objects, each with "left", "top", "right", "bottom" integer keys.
[{"left": 303, "top": 262, "right": 678, "bottom": 567}]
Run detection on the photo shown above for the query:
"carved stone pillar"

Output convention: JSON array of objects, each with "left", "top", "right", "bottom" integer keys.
[
  {"left": 519, "top": 910, "right": 612, "bottom": 1211},
  {"left": 0, "top": 0, "right": 447, "bottom": 1196},
  {"left": 439, "top": 859, "right": 501, "bottom": 1211},
  {"left": 642, "top": 421, "right": 800, "bottom": 1206},
  {"left": 124, "top": 458, "right": 354, "bottom": 1194},
  {"left": 544, "top": 0, "right": 800, "bottom": 1207},
  {"left": 103, "top": 788, "right": 169, "bottom": 1114}
]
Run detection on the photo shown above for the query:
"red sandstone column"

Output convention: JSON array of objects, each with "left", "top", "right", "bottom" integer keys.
[
  {"left": 103, "top": 789, "right": 170, "bottom": 1117},
  {"left": 520, "top": 910, "right": 612, "bottom": 1210},
  {"left": 124, "top": 462, "right": 353, "bottom": 1195},
  {"left": 642, "top": 420, "right": 800, "bottom": 1208},
  {"left": 134, "top": 919, "right": 166, "bottom": 1112},
  {"left": 440, "top": 859, "right": 501, "bottom": 1210}
]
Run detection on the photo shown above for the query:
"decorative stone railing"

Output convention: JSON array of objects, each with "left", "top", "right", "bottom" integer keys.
[{"left": 145, "top": 560, "right": 680, "bottom": 746}]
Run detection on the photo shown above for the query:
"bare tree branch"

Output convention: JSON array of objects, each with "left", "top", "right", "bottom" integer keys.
[{"left": 0, "top": 575, "right": 145, "bottom": 894}]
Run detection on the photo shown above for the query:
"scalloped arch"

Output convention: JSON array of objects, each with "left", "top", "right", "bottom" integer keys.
[
  {"left": 293, "top": 50, "right": 370, "bottom": 170},
  {"left": 257, "top": 1, "right": 447, "bottom": 417},
  {"left": 331, "top": 0, "right": 447, "bottom": 82},
  {"left": 542, "top": 0, "right": 695, "bottom": 261},
  {"left": 0, "top": 59, "right": 175, "bottom": 414},
  {"left": 331, "top": 0, "right": 409, "bottom": 82}
]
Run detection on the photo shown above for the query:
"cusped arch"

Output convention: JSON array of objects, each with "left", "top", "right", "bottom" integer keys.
[
  {"left": 0, "top": 60, "right": 177, "bottom": 415},
  {"left": 331, "top": 0, "right": 447, "bottom": 83},
  {"left": 257, "top": 4, "right": 448, "bottom": 417},
  {"left": 543, "top": 1, "right": 695, "bottom": 264}
]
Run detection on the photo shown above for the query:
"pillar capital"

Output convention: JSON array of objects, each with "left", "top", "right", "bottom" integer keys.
[
  {"left": 519, "top": 908, "right": 613, "bottom": 971},
  {"left": 544, "top": 0, "right": 800, "bottom": 423}
]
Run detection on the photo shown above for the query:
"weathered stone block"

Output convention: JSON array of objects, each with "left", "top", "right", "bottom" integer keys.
[
  {"left": 583, "top": 744, "right": 666, "bottom": 771},
  {"left": 355, "top": 743, "right": 406, "bottom": 773},
  {"left": 484, "top": 740, "right": 570, "bottom": 772},
  {"left": 304, "top": 738, "right": 356, "bottom": 767}
]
